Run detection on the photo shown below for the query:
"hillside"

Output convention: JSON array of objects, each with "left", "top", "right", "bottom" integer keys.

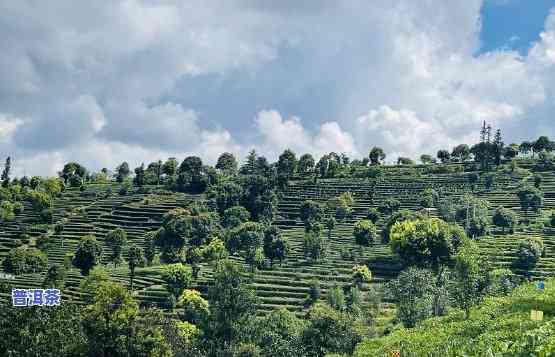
[
  {"left": 1, "top": 162, "right": 554, "bottom": 317},
  {"left": 354, "top": 278, "right": 555, "bottom": 356}
]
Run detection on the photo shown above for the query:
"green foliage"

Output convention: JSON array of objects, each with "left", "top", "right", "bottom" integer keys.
[
  {"left": 162, "top": 263, "right": 194, "bottom": 298},
  {"left": 390, "top": 218, "right": 466, "bottom": 269},
  {"left": 263, "top": 225, "right": 290, "bottom": 266},
  {"left": 366, "top": 207, "right": 380, "bottom": 224},
  {"left": 144, "top": 231, "right": 157, "bottom": 265},
  {"left": 0, "top": 200, "right": 15, "bottom": 221},
  {"left": 128, "top": 243, "right": 145, "bottom": 290},
  {"left": 302, "top": 302, "right": 361, "bottom": 357},
  {"left": 105, "top": 227, "right": 127, "bottom": 268},
  {"left": 300, "top": 200, "right": 324, "bottom": 230},
  {"left": 216, "top": 152, "right": 238, "bottom": 174},
  {"left": 515, "top": 237, "right": 544, "bottom": 270},
  {"left": 353, "top": 219, "right": 377, "bottom": 246},
  {"left": 381, "top": 209, "right": 423, "bottom": 243},
  {"left": 0, "top": 303, "right": 86, "bottom": 356},
  {"left": 254, "top": 308, "right": 307, "bottom": 357},
  {"left": 303, "top": 229, "right": 326, "bottom": 262},
  {"left": 82, "top": 282, "right": 171, "bottom": 357},
  {"left": 208, "top": 181, "right": 243, "bottom": 214},
  {"left": 517, "top": 184, "right": 544, "bottom": 214},
  {"left": 420, "top": 188, "right": 438, "bottom": 208},
  {"left": 2, "top": 247, "right": 48, "bottom": 275},
  {"left": 298, "top": 153, "right": 316, "bottom": 174},
  {"left": 327, "top": 284, "right": 346, "bottom": 311},
  {"left": 222, "top": 205, "right": 251, "bottom": 228},
  {"left": 354, "top": 279, "right": 555, "bottom": 356},
  {"left": 204, "top": 259, "right": 257, "bottom": 350},
  {"left": 27, "top": 189, "right": 52, "bottom": 212},
  {"left": 369, "top": 147, "right": 386, "bottom": 165},
  {"left": 387, "top": 267, "right": 437, "bottom": 327},
  {"left": 178, "top": 288, "right": 209, "bottom": 324},
  {"left": 352, "top": 265, "right": 372, "bottom": 287},
  {"left": 378, "top": 198, "right": 401, "bottom": 216},
  {"left": 492, "top": 206, "right": 517, "bottom": 232},
  {"left": 72, "top": 234, "right": 103, "bottom": 276},
  {"left": 43, "top": 263, "right": 66, "bottom": 289}
]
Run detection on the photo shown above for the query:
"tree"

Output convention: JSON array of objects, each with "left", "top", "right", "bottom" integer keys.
[
  {"left": 226, "top": 221, "right": 263, "bottom": 256},
  {"left": 222, "top": 205, "right": 250, "bottom": 228},
  {"left": 352, "top": 265, "right": 372, "bottom": 288},
  {"left": 452, "top": 144, "right": 471, "bottom": 162},
  {"left": 263, "top": 225, "right": 290, "bottom": 267},
  {"left": 493, "top": 129, "right": 504, "bottom": 166},
  {"left": 366, "top": 208, "right": 380, "bottom": 224},
  {"left": 0, "top": 303, "right": 86, "bottom": 356},
  {"left": 178, "top": 289, "right": 209, "bottom": 325},
  {"left": 369, "top": 147, "right": 386, "bottom": 165},
  {"left": 115, "top": 162, "right": 130, "bottom": 183},
  {"left": 533, "top": 136, "right": 551, "bottom": 155},
  {"left": 2, "top": 247, "right": 48, "bottom": 275},
  {"left": 397, "top": 157, "right": 414, "bottom": 165},
  {"left": 1, "top": 156, "right": 11, "bottom": 186},
  {"left": 327, "top": 284, "right": 346, "bottom": 311},
  {"left": 353, "top": 219, "right": 377, "bottom": 246},
  {"left": 437, "top": 150, "right": 451, "bottom": 164},
  {"left": 382, "top": 209, "right": 423, "bottom": 243},
  {"left": 128, "top": 244, "right": 145, "bottom": 290},
  {"left": 204, "top": 259, "right": 257, "bottom": 351},
  {"left": 303, "top": 230, "right": 326, "bottom": 262},
  {"left": 299, "top": 200, "right": 324, "bottom": 230},
  {"left": 162, "top": 157, "right": 178, "bottom": 177},
  {"left": 162, "top": 263, "right": 193, "bottom": 299},
  {"left": 298, "top": 153, "right": 315, "bottom": 174},
  {"left": 390, "top": 218, "right": 466, "bottom": 270},
  {"left": 82, "top": 282, "right": 172, "bottom": 357},
  {"left": 451, "top": 239, "right": 488, "bottom": 319},
  {"left": 324, "top": 216, "right": 336, "bottom": 239},
  {"left": 133, "top": 163, "right": 146, "bottom": 187},
  {"left": 144, "top": 231, "right": 156, "bottom": 266},
  {"left": 492, "top": 206, "right": 517, "bottom": 233},
  {"left": 254, "top": 308, "right": 306, "bottom": 357},
  {"left": 517, "top": 185, "right": 544, "bottom": 218},
  {"left": 277, "top": 149, "right": 297, "bottom": 179},
  {"left": 216, "top": 152, "right": 238, "bottom": 174},
  {"left": 105, "top": 227, "right": 127, "bottom": 268},
  {"left": 208, "top": 181, "right": 243, "bottom": 214},
  {"left": 387, "top": 267, "right": 436, "bottom": 327},
  {"left": 330, "top": 191, "right": 355, "bottom": 220},
  {"left": 534, "top": 174, "right": 542, "bottom": 189},
  {"left": 420, "top": 154, "right": 435, "bottom": 164},
  {"left": 420, "top": 188, "right": 438, "bottom": 208},
  {"left": 378, "top": 198, "right": 401, "bottom": 216},
  {"left": 515, "top": 237, "right": 544, "bottom": 270},
  {"left": 43, "top": 264, "right": 66, "bottom": 290},
  {"left": 302, "top": 302, "right": 361, "bottom": 357},
  {"left": 72, "top": 235, "right": 103, "bottom": 276},
  {"left": 520, "top": 141, "right": 532, "bottom": 156},
  {"left": 504, "top": 144, "right": 519, "bottom": 160}
]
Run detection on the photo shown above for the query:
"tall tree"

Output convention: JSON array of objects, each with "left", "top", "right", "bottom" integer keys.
[
  {"left": 369, "top": 147, "right": 386, "bottom": 165},
  {"left": 128, "top": 244, "right": 145, "bottom": 290},
  {"left": 105, "top": 228, "right": 127, "bottom": 268},
  {"left": 277, "top": 149, "right": 298, "bottom": 178},
  {"left": 162, "top": 157, "right": 178, "bottom": 176},
  {"left": 72, "top": 235, "right": 103, "bottom": 276},
  {"left": 115, "top": 162, "right": 130, "bottom": 183},
  {"left": 437, "top": 150, "right": 451, "bottom": 164},
  {"left": 215, "top": 152, "right": 238, "bottom": 174},
  {"left": 1, "top": 156, "right": 11, "bottom": 186},
  {"left": 298, "top": 153, "right": 316, "bottom": 174},
  {"left": 451, "top": 144, "right": 471, "bottom": 162},
  {"left": 493, "top": 129, "right": 504, "bottom": 166}
]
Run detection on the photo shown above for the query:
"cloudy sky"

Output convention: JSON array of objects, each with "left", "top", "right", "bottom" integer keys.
[{"left": 1, "top": 0, "right": 555, "bottom": 176}]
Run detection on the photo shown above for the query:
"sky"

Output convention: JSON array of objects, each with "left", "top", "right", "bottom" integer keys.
[{"left": 1, "top": 0, "right": 555, "bottom": 176}]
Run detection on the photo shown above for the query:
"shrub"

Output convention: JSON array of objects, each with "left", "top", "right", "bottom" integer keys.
[
  {"left": 366, "top": 208, "right": 380, "bottom": 224},
  {"left": 352, "top": 265, "right": 372, "bottom": 287},
  {"left": 353, "top": 220, "right": 377, "bottom": 246},
  {"left": 515, "top": 237, "right": 544, "bottom": 270}
]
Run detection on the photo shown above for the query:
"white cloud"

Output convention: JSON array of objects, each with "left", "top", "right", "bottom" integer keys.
[
  {"left": 1, "top": 1, "right": 555, "bottom": 174},
  {"left": 0, "top": 114, "right": 23, "bottom": 143},
  {"left": 254, "top": 110, "right": 356, "bottom": 159}
]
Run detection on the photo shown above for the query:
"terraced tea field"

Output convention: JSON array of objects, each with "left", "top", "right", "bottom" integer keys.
[{"left": 1, "top": 168, "right": 555, "bottom": 317}]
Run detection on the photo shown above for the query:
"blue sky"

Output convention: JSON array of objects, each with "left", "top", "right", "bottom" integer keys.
[
  {"left": 480, "top": 0, "right": 555, "bottom": 54},
  {"left": 0, "top": 1, "right": 555, "bottom": 175}
]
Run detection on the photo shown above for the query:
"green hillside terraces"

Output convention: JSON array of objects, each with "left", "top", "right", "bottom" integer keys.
[{"left": 1, "top": 138, "right": 555, "bottom": 356}]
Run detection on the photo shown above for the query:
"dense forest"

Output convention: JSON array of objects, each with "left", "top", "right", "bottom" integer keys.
[{"left": 1, "top": 126, "right": 555, "bottom": 356}]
